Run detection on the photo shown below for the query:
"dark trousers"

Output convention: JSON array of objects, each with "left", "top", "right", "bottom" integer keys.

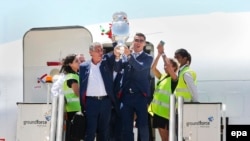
[
  {"left": 120, "top": 93, "right": 149, "bottom": 141},
  {"left": 65, "top": 112, "right": 77, "bottom": 141},
  {"left": 137, "top": 114, "right": 154, "bottom": 141},
  {"left": 84, "top": 97, "right": 112, "bottom": 141},
  {"left": 109, "top": 108, "right": 122, "bottom": 141}
]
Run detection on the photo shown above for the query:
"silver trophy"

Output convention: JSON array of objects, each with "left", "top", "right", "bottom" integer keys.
[{"left": 111, "top": 11, "right": 130, "bottom": 55}]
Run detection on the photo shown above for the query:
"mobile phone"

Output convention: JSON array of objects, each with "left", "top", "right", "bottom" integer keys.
[{"left": 159, "top": 40, "right": 165, "bottom": 46}]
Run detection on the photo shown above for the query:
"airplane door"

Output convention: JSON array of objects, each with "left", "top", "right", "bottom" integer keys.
[{"left": 23, "top": 26, "right": 93, "bottom": 103}]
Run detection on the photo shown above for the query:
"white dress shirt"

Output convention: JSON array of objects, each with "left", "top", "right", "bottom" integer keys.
[{"left": 86, "top": 62, "right": 107, "bottom": 96}]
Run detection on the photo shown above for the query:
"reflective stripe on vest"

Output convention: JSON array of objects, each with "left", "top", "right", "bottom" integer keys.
[
  {"left": 66, "top": 97, "right": 80, "bottom": 102},
  {"left": 63, "top": 73, "right": 81, "bottom": 112},
  {"left": 148, "top": 75, "right": 172, "bottom": 119},
  {"left": 175, "top": 66, "right": 196, "bottom": 103},
  {"left": 154, "top": 88, "right": 172, "bottom": 96},
  {"left": 63, "top": 89, "right": 74, "bottom": 94},
  {"left": 151, "top": 99, "right": 170, "bottom": 109}
]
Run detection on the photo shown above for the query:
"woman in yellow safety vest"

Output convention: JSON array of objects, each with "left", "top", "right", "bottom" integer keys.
[
  {"left": 174, "top": 48, "right": 198, "bottom": 103},
  {"left": 173, "top": 48, "right": 198, "bottom": 141},
  {"left": 148, "top": 43, "right": 178, "bottom": 141},
  {"left": 60, "top": 54, "right": 81, "bottom": 141}
]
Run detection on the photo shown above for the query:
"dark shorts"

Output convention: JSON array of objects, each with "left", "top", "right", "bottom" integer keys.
[{"left": 152, "top": 114, "right": 169, "bottom": 130}]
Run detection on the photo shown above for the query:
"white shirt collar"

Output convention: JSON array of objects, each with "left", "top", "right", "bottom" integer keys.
[{"left": 179, "top": 64, "right": 189, "bottom": 71}]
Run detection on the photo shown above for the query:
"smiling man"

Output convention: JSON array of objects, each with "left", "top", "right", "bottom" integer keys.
[{"left": 116, "top": 33, "right": 153, "bottom": 141}]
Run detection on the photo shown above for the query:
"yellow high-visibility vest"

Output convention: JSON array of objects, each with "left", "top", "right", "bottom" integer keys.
[
  {"left": 148, "top": 75, "right": 172, "bottom": 119},
  {"left": 175, "top": 66, "right": 196, "bottom": 102},
  {"left": 63, "top": 73, "right": 81, "bottom": 112}
]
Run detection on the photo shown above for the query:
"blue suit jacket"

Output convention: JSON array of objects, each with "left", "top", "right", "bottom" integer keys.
[
  {"left": 79, "top": 53, "right": 116, "bottom": 110},
  {"left": 117, "top": 52, "right": 153, "bottom": 97}
]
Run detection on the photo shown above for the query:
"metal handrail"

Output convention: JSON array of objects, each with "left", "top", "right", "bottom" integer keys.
[
  {"left": 169, "top": 95, "right": 176, "bottom": 141},
  {"left": 56, "top": 94, "right": 65, "bottom": 141},
  {"left": 49, "top": 95, "right": 58, "bottom": 141},
  {"left": 178, "top": 97, "right": 184, "bottom": 141}
]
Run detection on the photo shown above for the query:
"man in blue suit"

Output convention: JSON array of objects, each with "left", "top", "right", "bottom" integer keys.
[
  {"left": 116, "top": 33, "right": 153, "bottom": 141},
  {"left": 79, "top": 42, "right": 120, "bottom": 141}
]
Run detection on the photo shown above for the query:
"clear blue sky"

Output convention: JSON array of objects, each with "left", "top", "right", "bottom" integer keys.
[{"left": 0, "top": 0, "right": 250, "bottom": 43}]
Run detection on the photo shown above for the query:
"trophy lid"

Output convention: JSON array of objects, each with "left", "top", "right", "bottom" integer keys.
[{"left": 112, "top": 11, "right": 128, "bottom": 22}]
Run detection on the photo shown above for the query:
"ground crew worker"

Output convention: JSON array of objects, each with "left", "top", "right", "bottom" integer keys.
[
  {"left": 148, "top": 42, "right": 178, "bottom": 141},
  {"left": 60, "top": 54, "right": 81, "bottom": 141},
  {"left": 174, "top": 48, "right": 198, "bottom": 102},
  {"left": 174, "top": 48, "right": 198, "bottom": 141}
]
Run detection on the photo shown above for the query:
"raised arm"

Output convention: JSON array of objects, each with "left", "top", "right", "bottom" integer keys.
[
  {"left": 158, "top": 42, "right": 178, "bottom": 81},
  {"left": 162, "top": 55, "right": 178, "bottom": 81},
  {"left": 151, "top": 53, "right": 162, "bottom": 79}
]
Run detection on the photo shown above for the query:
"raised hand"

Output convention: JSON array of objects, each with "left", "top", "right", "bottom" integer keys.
[
  {"left": 114, "top": 46, "right": 121, "bottom": 59},
  {"left": 157, "top": 41, "right": 164, "bottom": 55}
]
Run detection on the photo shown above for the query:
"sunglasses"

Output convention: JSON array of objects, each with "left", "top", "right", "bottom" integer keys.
[{"left": 134, "top": 39, "right": 145, "bottom": 43}]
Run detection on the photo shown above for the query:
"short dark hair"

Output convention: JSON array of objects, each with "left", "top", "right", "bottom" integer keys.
[{"left": 135, "top": 32, "right": 146, "bottom": 41}]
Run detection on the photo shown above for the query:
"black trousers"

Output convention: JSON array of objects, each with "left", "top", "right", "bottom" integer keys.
[
  {"left": 65, "top": 112, "right": 77, "bottom": 141},
  {"left": 137, "top": 113, "right": 154, "bottom": 141}
]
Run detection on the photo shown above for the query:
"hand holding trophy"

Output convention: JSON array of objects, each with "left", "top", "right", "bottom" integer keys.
[{"left": 111, "top": 11, "right": 130, "bottom": 57}]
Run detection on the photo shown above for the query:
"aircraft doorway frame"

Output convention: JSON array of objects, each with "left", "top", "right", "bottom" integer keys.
[{"left": 22, "top": 26, "right": 93, "bottom": 103}]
